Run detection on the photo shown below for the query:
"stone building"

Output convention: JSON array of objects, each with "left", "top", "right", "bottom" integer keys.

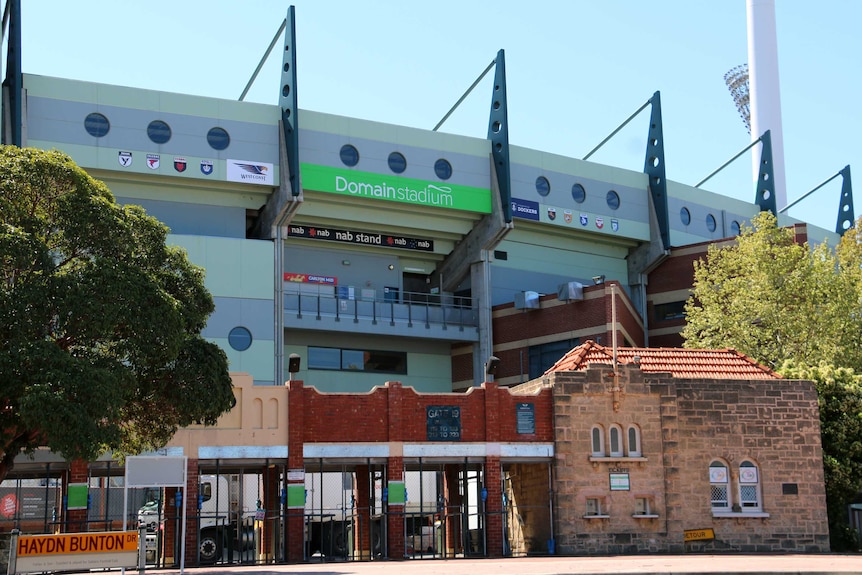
[{"left": 512, "top": 341, "right": 830, "bottom": 554}]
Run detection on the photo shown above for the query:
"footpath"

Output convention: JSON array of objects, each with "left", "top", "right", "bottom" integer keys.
[{"left": 146, "top": 554, "right": 862, "bottom": 575}]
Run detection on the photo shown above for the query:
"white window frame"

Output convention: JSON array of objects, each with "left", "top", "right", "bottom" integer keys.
[
  {"left": 608, "top": 424, "right": 624, "bottom": 457},
  {"left": 738, "top": 460, "right": 762, "bottom": 511},
  {"left": 626, "top": 425, "right": 641, "bottom": 457},
  {"left": 591, "top": 425, "right": 605, "bottom": 456},
  {"left": 709, "top": 460, "right": 730, "bottom": 510}
]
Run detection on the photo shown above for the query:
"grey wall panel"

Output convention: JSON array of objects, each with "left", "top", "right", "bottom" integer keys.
[
  {"left": 203, "top": 297, "right": 274, "bottom": 341},
  {"left": 27, "top": 96, "right": 278, "bottom": 163},
  {"left": 118, "top": 197, "right": 246, "bottom": 238}
]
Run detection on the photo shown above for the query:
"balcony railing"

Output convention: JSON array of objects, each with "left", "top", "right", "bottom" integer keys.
[{"left": 283, "top": 284, "right": 478, "bottom": 334}]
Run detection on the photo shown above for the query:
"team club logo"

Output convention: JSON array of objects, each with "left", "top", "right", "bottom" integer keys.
[
  {"left": 611, "top": 219, "right": 619, "bottom": 232},
  {"left": 564, "top": 210, "right": 573, "bottom": 224},
  {"left": 200, "top": 160, "right": 214, "bottom": 175},
  {"left": 547, "top": 207, "right": 556, "bottom": 221},
  {"left": 118, "top": 151, "right": 132, "bottom": 167},
  {"left": 596, "top": 217, "right": 604, "bottom": 229},
  {"left": 146, "top": 154, "right": 160, "bottom": 170},
  {"left": 579, "top": 214, "right": 588, "bottom": 226},
  {"left": 173, "top": 157, "right": 187, "bottom": 172}
]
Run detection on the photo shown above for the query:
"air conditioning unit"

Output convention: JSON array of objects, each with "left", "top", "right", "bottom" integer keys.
[
  {"left": 557, "top": 281, "right": 584, "bottom": 301},
  {"left": 514, "top": 291, "right": 539, "bottom": 310}
]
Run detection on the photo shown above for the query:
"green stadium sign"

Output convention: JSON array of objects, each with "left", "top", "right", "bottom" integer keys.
[{"left": 301, "top": 163, "right": 491, "bottom": 213}]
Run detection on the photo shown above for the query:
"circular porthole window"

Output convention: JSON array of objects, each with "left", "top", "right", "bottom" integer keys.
[
  {"left": 228, "top": 326, "right": 252, "bottom": 352},
  {"left": 434, "top": 158, "right": 452, "bottom": 180},
  {"left": 84, "top": 113, "right": 110, "bottom": 138},
  {"left": 536, "top": 176, "right": 550, "bottom": 197},
  {"left": 571, "top": 183, "right": 586, "bottom": 203},
  {"left": 207, "top": 127, "right": 230, "bottom": 150},
  {"left": 340, "top": 144, "right": 359, "bottom": 167},
  {"left": 388, "top": 152, "right": 407, "bottom": 174},
  {"left": 680, "top": 207, "right": 691, "bottom": 226},
  {"left": 730, "top": 220, "right": 741, "bottom": 236},
  {"left": 606, "top": 190, "right": 620, "bottom": 210},
  {"left": 706, "top": 213, "right": 717, "bottom": 232},
  {"left": 147, "top": 120, "right": 172, "bottom": 144}
]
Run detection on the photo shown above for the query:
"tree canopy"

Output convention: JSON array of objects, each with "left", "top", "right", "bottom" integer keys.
[
  {"left": 0, "top": 146, "right": 234, "bottom": 480},
  {"left": 682, "top": 210, "right": 862, "bottom": 550}
]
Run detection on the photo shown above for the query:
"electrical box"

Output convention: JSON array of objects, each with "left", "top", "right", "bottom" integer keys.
[
  {"left": 514, "top": 291, "right": 539, "bottom": 310},
  {"left": 557, "top": 281, "right": 584, "bottom": 301}
]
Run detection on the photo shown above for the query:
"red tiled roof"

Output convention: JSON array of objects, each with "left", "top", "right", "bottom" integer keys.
[{"left": 545, "top": 340, "right": 781, "bottom": 380}]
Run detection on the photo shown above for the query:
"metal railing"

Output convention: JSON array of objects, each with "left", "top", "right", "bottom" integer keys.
[{"left": 284, "top": 286, "right": 478, "bottom": 330}]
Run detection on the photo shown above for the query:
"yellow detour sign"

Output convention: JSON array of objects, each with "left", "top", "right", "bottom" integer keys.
[
  {"left": 14, "top": 531, "right": 139, "bottom": 573},
  {"left": 684, "top": 528, "right": 715, "bottom": 542}
]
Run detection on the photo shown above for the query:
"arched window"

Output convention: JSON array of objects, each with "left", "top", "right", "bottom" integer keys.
[
  {"left": 591, "top": 425, "right": 605, "bottom": 456},
  {"left": 609, "top": 425, "right": 623, "bottom": 457},
  {"left": 738, "top": 460, "right": 761, "bottom": 510},
  {"left": 709, "top": 460, "right": 730, "bottom": 509},
  {"left": 626, "top": 425, "right": 641, "bottom": 457}
]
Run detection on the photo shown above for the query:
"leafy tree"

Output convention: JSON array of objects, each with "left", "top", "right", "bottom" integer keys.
[
  {"left": 0, "top": 147, "right": 234, "bottom": 481},
  {"left": 780, "top": 363, "right": 862, "bottom": 552},
  {"left": 682, "top": 211, "right": 860, "bottom": 371},
  {"left": 682, "top": 210, "right": 862, "bottom": 550}
]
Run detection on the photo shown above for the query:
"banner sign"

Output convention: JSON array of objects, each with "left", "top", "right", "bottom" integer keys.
[
  {"left": 301, "top": 163, "right": 491, "bottom": 213},
  {"left": 511, "top": 197, "right": 540, "bottom": 221},
  {"left": 288, "top": 225, "right": 434, "bottom": 252},
  {"left": 283, "top": 272, "right": 337, "bottom": 285},
  {"left": 226, "top": 159, "right": 275, "bottom": 186},
  {"left": 15, "top": 532, "right": 139, "bottom": 572}
]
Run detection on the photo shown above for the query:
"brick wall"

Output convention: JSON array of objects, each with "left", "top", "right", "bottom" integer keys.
[{"left": 547, "top": 363, "right": 829, "bottom": 554}]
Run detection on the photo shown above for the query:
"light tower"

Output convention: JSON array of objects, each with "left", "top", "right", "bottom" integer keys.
[
  {"left": 746, "top": 0, "right": 787, "bottom": 209},
  {"left": 724, "top": 64, "right": 751, "bottom": 134}
]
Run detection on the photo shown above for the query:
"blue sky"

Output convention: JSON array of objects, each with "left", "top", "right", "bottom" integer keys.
[{"left": 15, "top": 1, "right": 862, "bottom": 233}]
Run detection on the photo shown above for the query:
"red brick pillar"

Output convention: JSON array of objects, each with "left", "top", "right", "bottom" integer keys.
[
  {"left": 386, "top": 456, "right": 405, "bottom": 558},
  {"left": 286, "top": 380, "right": 306, "bottom": 563},
  {"left": 353, "top": 466, "right": 370, "bottom": 559},
  {"left": 385, "top": 381, "right": 404, "bottom": 559},
  {"left": 484, "top": 455, "right": 504, "bottom": 557},
  {"left": 183, "top": 463, "right": 200, "bottom": 567},
  {"left": 65, "top": 460, "right": 89, "bottom": 532},
  {"left": 262, "top": 465, "right": 281, "bottom": 561}
]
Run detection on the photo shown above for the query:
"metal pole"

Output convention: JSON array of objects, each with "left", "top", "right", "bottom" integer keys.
[
  {"left": 695, "top": 137, "right": 763, "bottom": 188},
  {"left": 779, "top": 170, "right": 842, "bottom": 213},
  {"left": 239, "top": 19, "right": 287, "bottom": 101},
  {"left": 433, "top": 59, "right": 496, "bottom": 132},
  {"left": 582, "top": 97, "right": 652, "bottom": 161}
]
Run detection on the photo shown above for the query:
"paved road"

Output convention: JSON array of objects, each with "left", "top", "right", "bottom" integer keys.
[{"left": 147, "top": 554, "right": 862, "bottom": 575}]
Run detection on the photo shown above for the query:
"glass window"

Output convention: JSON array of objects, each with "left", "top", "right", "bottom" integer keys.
[
  {"left": 388, "top": 151, "right": 407, "bottom": 174},
  {"left": 535, "top": 176, "right": 550, "bottom": 197},
  {"left": 739, "top": 460, "right": 761, "bottom": 510},
  {"left": 654, "top": 301, "right": 686, "bottom": 321},
  {"left": 634, "top": 497, "right": 651, "bottom": 515},
  {"left": 434, "top": 158, "right": 452, "bottom": 180},
  {"left": 308, "top": 347, "right": 342, "bottom": 370},
  {"left": 606, "top": 190, "right": 620, "bottom": 210},
  {"left": 680, "top": 207, "right": 691, "bottom": 226},
  {"left": 340, "top": 144, "right": 359, "bottom": 167},
  {"left": 147, "top": 120, "right": 171, "bottom": 144},
  {"left": 528, "top": 338, "right": 579, "bottom": 379},
  {"left": 207, "top": 127, "right": 230, "bottom": 150},
  {"left": 591, "top": 426, "right": 605, "bottom": 456},
  {"left": 585, "top": 497, "right": 602, "bottom": 516},
  {"left": 84, "top": 113, "right": 110, "bottom": 137},
  {"left": 627, "top": 425, "right": 641, "bottom": 457},
  {"left": 227, "top": 326, "right": 252, "bottom": 351},
  {"left": 730, "top": 220, "right": 741, "bottom": 236},
  {"left": 706, "top": 213, "right": 717, "bottom": 232},
  {"left": 609, "top": 425, "right": 623, "bottom": 457},
  {"left": 571, "top": 183, "right": 586, "bottom": 203},
  {"left": 710, "top": 461, "right": 730, "bottom": 509}
]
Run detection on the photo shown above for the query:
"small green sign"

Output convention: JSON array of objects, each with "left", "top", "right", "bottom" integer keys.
[
  {"left": 287, "top": 484, "right": 306, "bottom": 509},
  {"left": 387, "top": 481, "right": 406, "bottom": 505},
  {"left": 301, "top": 163, "right": 492, "bottom": 213},
  {"left": 67, "top": 483, "right": 88, "bottom": 510}
]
